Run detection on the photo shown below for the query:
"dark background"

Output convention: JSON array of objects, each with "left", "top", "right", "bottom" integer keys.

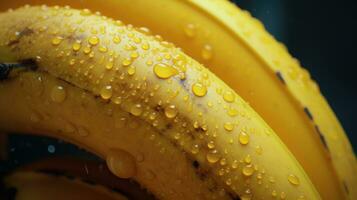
[{"left": 232, "top": 0, "right": 357, "bottom": 150}]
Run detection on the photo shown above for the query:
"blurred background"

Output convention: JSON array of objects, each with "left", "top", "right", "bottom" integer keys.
[{"left": 233, "top": 0, "right": 357, "bottom": 150}]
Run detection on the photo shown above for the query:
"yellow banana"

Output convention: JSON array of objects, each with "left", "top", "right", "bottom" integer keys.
[
  {"left": 0, "top": 6, "right": 320, "bottom": 200},
  {"left": 0, "top": 1, "right": 354, "bottom": 199},
  {"left": 3, "top": 171, "right": 128, "bottom": 200},
  {"left": 1, "top": 157, "right": 156, "bottom": 200}
]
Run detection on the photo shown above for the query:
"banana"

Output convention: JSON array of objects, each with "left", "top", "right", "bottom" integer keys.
[
  {"left": 0, "top": 1, "right": 354, "bottom": 199},
  {"left": 2, "top": 157, "right": 156, "bottom": 200},
  {"left": 0, "top": 6, "right": 320, "bottom": 200},
  {"left": 2, "top": 171, "right": 128, "bottom": 200}
]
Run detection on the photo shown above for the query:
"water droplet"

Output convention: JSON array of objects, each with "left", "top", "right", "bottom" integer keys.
[
  {"left": 225, "top": 178, "right": 232, "bottom": 186},
  {"left": 77, "top": 126, "right": 89, "bottom": 137},
  {"left": 191, "top": 144, "right": 199, "bottom": 154},
  {"left": 280, "top": 192, "right": 286, "bottom": 199},
  {"left": 130, "top": 51, "right": 139, "bottom": 58},
  {"left": 239, "top": 131, "right": 250, "bottom": 145},
  {"left": 255, "top": 145, "right": 263, "bottom": 155},
  {"left": 47, "top": 145, "right": 55, "bottom": 153},
  {"left": 100, "top": 85, "right": 113, "bottom": 100},
  {"left": 113, "top": 36, "right": 121, "bottom": 44},
  {"left": 224, "top": 122, "right": 234, "bottom": 132},
  {"left": 83, "top": 45, "right": 91, "bottom": 54},
  {"left": 72, "top": 41, "right": 81, "bottom": 51},
  {"left": 127, "top": 66, "right": 136, "bottom": 75},
  {"left": 174, "top": 132, "right": 181, "bottom": 140},
  {"left": 122, "top": 58, "right": 132, "bottom": 67},
  {"left": 201, "top": 44, "right": 213, "bottom": 60},
  {"left": 220, "top": 158, "right": 227, "bottom": 166},
  {"left": 130, "top": 104, "right": 143, "bottom": 116},
  {"left": 242, "top": 164, "right": 254, "bottom": 177},
  {"left": 269, "top": 176, "right": 276, "bottom": 183},
  {"left": 88, "top": 36, "right": 99, "bottom": 46},
  {"left": 106, "top": 59, "right": 114, "bottom": 70},
  {"left": 164, "top": 104, "right": 178, "bottom": 119},
  {"left": 184, "top": 23, "right": 196, "bottom": 38},
  {"left": 223, "top": 91, "right": 235, "bottom": 103},
  {"left": 218, "top": 168, "right": 225, "bottom": 176},
  {"left": 207, "top": 141, "right": 215, "bottom": 149},
  {"left": 232, "top": 160, "right": 239, "bottom": 169},
  {"left": 113, "top": 96, "right": 122, "bottom": 105},
  {"left": 244, "top": 155, "right": 252, "bottom": 164},
  {"left": 80, "top": 9, "right": 91, "bottom": 16},
  {"left": 51, "top": 85, "right": 66, "bottom": 103},
  {"left": 192, "top": 82, "right": 207, "bottom": 97},
  {"left": 99, "top": 45, "right": 108, "bottom": 53},
  {"left": 227, "top": 107, "right": 238, "bottom": 116},
  {"left": 141, "top": 42, "right": 150, "bottom": 50},
  {"left": 153, "top": 63, "right": 178, "bottom": 79},
  {"left": 287, "top": 174, "right": 300, "bottom": 186},
  {"left": 206, "top": 150, "right": 220, "bottom": 163},
  {"left": 106, "top": 149, "right": 137, "bottom": 179},
  {"left": 30, "top": 112, "right": 41, "bottom": 123},
  {"left": 52, "top": 36, "right": 63, "bottom": 45}
]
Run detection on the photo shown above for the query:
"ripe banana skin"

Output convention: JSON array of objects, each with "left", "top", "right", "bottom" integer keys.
[
  {"left": 0, "top": 6, "right": 320, "bottom": 200},
  {"left": 1, "top": 157, "right": 156, "bottom": 200},
  {"left": 2, "top": 171, "right": 128, "bottom": 200},
  {"left": 0, "top": 1, "right": 354, "bottom": 199}
]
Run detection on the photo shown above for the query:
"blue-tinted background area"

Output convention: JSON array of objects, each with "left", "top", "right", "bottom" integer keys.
[{"left": 233, "top": 0, "right": 357, "bottom": 150}]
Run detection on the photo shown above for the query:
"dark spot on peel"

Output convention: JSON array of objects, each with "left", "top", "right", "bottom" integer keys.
[
  {"left": 276, "top": 71, "right": 286, "bottom": 84},
  {"left": 304, "top": 107, "right": 314, "bottom": 121},
  {"left": 315, "top": 125, "right": 329, "bottom": 151},
  {"left": 343, "top": 181, "right": 349, "bottom": 194},
  {"left": 154, "top": 105, "right": 163, "bottom": 112},
  {"left": 229, "top": 193, "right": 241, "bottom": 200},
  {"left": 7, "top": 27, "right": 34, "bottom": 47},
  {"left": 192, "top": 160, "right": 199, "bottom": 169},
  {"left": 20, "top": 28, "right": 34, "bottom": 37},
  {"left": 165, "top": 123, "right": 173, "bottom": 129},
  {"left": 194, "top": 126, "right": 206, "bottom": 133}
]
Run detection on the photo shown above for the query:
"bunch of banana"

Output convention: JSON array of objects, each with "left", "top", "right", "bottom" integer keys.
[{"left": 0, "top": 1, "right": 355, "bottom": 199}]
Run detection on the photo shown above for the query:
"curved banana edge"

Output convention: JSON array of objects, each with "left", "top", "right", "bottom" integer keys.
[
  {"left": 2, "top": 157, "right": 156, "bottom": 200},
  {"left": 0, "top": 1, "right": 353, "bottom": 199},
  {"left": 191, "top": 1, "right": 356, "bottom": 199},
  {"left": 0, "top": 6, "right": 320, "bottom": 199},
  {"left": 1, "top": 171, "right": 128, "bottom": 200}
]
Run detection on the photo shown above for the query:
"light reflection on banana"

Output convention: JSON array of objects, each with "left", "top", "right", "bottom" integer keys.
[{"left": 0, "top": 1, "right": 354, "bottom": 199}]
